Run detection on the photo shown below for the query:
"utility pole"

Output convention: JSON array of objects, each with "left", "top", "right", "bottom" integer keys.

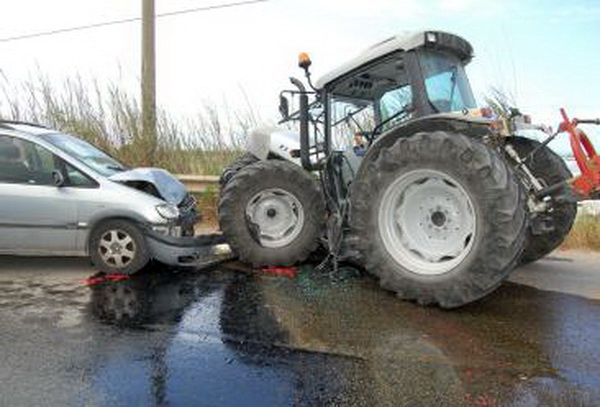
[{"left": 142, "top": 0, "right": 156, "bottom": 162}]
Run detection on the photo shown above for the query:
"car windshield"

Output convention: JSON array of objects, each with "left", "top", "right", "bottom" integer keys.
[
  {"left": 43, "top": 133, "right": 128, "bottom": 177},
  {"left": 419, "top": 50, "right": 476, "bottom": 113}
]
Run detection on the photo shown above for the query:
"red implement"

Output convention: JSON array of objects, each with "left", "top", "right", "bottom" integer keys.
[{"left": 559, "top": 108, "right": 600, "bottom": 198}]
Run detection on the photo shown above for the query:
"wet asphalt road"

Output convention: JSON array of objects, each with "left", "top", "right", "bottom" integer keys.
[{"left": 0, "top": 252, "right": 598, "bottom": 406}]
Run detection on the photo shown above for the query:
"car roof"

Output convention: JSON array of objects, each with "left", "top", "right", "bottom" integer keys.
[
  {"left": 0, "top": 121, "right": 58, "bottom": 137},
  {"left": 0, "top": 122, "right": 63, "bottom": 146}
]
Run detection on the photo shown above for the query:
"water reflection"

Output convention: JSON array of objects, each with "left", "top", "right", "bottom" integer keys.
[
  {"left": 85, "top": 266, "right": 600, "bottom": 406},
  {"left": 86, "top": 267, "right": 366, "bottom": 406},
  {"left": 89, "top": 268, "right": 216, "bottom": 327}
]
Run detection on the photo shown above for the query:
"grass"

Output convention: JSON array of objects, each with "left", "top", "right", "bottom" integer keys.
[
  {"left": 0, "top": 74, "right": 253, "bottom": 175},
  {"left": 195, "top": 186, "right": 220, "bottom": 230},
  {"left": 561, "top": 215, "right": 600, "bottom": 251}
]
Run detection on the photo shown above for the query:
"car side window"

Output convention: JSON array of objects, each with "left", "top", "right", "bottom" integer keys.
[
  {"left": 0, "top": 135, "right": 95, "bottom": 187},
  {"left": 63, "top": 162, "right": 96, "bottom": 187},
  {"left": 0, "top": 135, "right": 32, "bottom": 184}
]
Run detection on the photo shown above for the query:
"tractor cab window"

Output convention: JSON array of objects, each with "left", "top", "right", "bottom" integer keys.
[
  {"left": 419, "top": 49, "right": 476, "bottom": 113},
  {"left": 327, "top": 51, "right": 417, "bottom": 143},
  {"left": 377, "top": 83, "right": 413, "bottom": 131},
  {"left": 330, "top": 97, "right": 374, "bottom": 150},
  {"left": 327, "top": 52, "right": 416, "bottom": 148}
]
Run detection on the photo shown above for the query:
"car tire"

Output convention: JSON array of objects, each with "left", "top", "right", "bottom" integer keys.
[
  {"left": 89, "top": 220, "right": 150, "bottom": 274},
  {"left": 350, "top": 131, "right": 528, "bottom": 308}
]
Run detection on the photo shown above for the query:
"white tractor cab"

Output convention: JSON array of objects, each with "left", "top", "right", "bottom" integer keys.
[
  {"left": 219, "top": 31, "right": 577, "bottom": 308},
  {"left": 247, "top": 31, "right": 479, "bottom": 168}
]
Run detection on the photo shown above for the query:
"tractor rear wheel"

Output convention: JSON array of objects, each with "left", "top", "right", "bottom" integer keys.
[
  {"left": 507, "top": 137, "right": 577, "bottom": 264},
  {"left": 218, "top": 159, "right": 325, "bottom": 266},
  {"left": 350, "top": 131, "right": 527, "bottom": 308}
]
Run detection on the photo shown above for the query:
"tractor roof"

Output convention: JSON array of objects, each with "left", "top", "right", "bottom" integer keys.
[{"left": 315, "top": 30, "right": 473, "bottom": 90}]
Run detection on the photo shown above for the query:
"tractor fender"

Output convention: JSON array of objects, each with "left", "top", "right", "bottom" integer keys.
[
  {"left": 246, "top": 126, "right": 302, "bottom": 165},
  {"left": 356, "top": 115, "right": 493, "bottom": 181}
]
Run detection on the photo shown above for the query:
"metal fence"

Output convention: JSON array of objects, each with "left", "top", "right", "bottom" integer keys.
[
  {"left": 176, "top": 174, "right": 600, "bottom": 219},
  {"left": 176, "top": 174, "right": 219, "bottom": 194}
]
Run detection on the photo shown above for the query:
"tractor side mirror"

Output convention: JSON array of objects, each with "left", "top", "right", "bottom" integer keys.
[
  {"left": 52, "top": 169, "right": 65, "bottom": 187},
  {"left": 279, "top": 95, "right": 290, "bottom": 120}
]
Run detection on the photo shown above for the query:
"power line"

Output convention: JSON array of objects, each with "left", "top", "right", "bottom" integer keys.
[{"left": 0, "top": 0, "right": 269, "bottom": 43}]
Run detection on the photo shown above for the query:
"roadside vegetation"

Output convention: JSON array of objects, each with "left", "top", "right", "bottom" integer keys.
[
  {"left": 0, "top": 75, "right": 252, "bottom": 175},
  {"left": 561, "top": 215, "right": 600, "bottom": 252}
]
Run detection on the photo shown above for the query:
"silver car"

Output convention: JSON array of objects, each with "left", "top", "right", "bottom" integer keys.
[{"left": 0, "top": 121, "right": 206, "bottom": 274}]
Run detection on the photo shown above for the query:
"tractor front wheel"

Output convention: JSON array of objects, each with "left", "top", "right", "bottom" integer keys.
[
  {"left": 219, "top": 153, "right": 258, "bottom": 187},
  {"left": 350, "top": 131, "right": 527, "bottom": 308},
  {"left": 218, "top": 160, "right": 325, "bottom": 266}
]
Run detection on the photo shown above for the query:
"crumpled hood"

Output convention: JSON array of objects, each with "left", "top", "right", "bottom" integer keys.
[{"left": 109, "top": 168, "right": 187, "bottom": 205}]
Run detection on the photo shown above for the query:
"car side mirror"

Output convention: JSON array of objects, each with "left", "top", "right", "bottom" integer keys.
[
  {"left": 279, "top": 95, "right": 290, "bottom": 120},
  {"left": 52, "top": 170, "right": 65, "bottom": 187}
]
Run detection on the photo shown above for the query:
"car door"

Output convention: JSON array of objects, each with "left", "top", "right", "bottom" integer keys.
[{"left": 0, "top": 135, "right": 95, "bottom": 255}]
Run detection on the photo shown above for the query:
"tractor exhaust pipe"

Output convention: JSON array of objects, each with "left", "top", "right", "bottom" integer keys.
[{"left": 289, "top": 77, "right": 312, "bottom": 170}]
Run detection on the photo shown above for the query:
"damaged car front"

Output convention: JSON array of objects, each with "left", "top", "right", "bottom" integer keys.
[
  {"left": 108, "top": 167, "right": 199, "bottom": 238},
  {"left": 0, "top": 122, "right": 218, "bottom": 274}
]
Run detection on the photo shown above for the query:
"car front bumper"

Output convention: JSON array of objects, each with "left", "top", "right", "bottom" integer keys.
[{"left": 145, "top": 231, "right": 234, "bottom": 268}]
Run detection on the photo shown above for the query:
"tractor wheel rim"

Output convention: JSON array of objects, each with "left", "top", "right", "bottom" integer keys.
[
  {"left": 245, "top": 188, "right": 305, "bottom": 248},
  {"left": 378, "top": 169, "right": 477, "bottom": 276},
  {"left": 98, "top": 229, "right": 137, "bottom": 269}
]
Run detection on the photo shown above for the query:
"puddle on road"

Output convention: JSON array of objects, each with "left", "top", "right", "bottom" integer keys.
[{"left": 0, "top": 262, "right": 599, "bottom": 406}]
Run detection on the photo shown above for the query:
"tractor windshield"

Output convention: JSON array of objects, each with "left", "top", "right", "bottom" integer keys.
[{"left": 419, "top": 50, "right": 476, "bottom": 113}]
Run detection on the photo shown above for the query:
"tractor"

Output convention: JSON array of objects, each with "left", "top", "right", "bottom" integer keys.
[{"left": 217, "top": 30, "right": 589, "bottom": 308}]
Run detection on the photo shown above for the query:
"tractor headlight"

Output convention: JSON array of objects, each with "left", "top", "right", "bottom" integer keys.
[{"left": 156, "top": 203, "right": 180, "bottom": 220}]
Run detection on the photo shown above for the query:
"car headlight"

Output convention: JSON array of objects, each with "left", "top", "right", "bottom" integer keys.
[{"left": 156, "top": 203, "right": 180, "bottom": 220}]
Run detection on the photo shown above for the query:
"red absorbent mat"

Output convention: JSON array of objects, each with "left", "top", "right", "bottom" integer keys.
[
  {"left": 81, "top": 273, "right": 130, "bottom": 286},
  {"left": 261, "top": 266, "right": 299, "bottom": 279}
]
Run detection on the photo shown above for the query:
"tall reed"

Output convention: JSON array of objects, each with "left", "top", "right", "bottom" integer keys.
[{"left": 0, "top": 75, "right": 260, "bottom": 175}]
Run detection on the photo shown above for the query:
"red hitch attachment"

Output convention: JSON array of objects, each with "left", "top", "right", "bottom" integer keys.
[{"left": 559, "top": 108, "right": 600, "bottom": 198}]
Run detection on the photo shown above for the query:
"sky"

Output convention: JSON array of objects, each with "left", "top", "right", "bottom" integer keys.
[{"left": 0, "top": 0, "right": 599, "bottom": 132}]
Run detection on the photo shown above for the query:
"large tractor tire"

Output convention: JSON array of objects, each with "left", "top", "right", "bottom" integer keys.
[
  {"left": 219, "top": 159, "right": 325, "bottom": 266},
  {"left": 219, "top": 153, "right": 258, "bottom": 187},
  {"left": 507, "top": 137, "right": 578, "bottom": 264},
  {"left": 350, "top": 131, "right": 527, "bottom": 308}
]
